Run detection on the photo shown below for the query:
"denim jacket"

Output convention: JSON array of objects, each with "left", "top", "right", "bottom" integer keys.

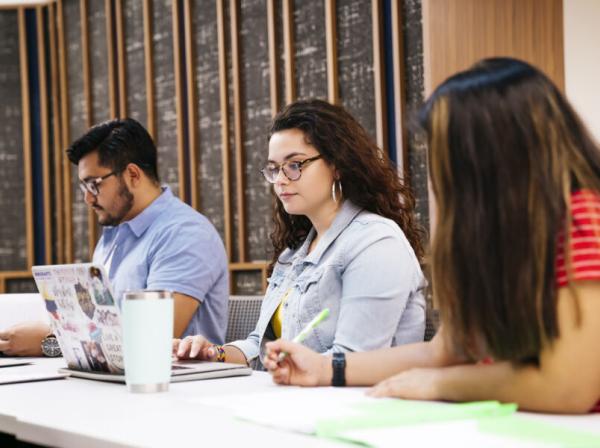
[{"left": 227, "top": 200, "right": 426, "bottom": 364}]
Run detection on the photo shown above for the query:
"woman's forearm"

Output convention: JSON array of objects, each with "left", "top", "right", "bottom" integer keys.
[
  {"left": 345, "top": 334, "right": 456, "bottom": 386},
  {"left": 222, "top": 345, "right": 249, "bottom": 365},
  {"left": 435, "top": 362, "right": 597, "bottom": 414}
]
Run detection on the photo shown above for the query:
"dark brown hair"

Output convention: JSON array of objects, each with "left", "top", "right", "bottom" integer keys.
[
  {"left": 267, "top": 99, "right": 424, "bottom": 274},
  {"left": 419, "top": 58, "right": 600, "bottom": 362},
  {"left": 67, "top": 118, "right": 159, "bottom": 182}
]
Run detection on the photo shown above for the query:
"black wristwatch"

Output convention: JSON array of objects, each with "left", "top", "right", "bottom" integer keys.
[
  {"left": 41, "top": 334, "right": 62, "bottom": 357},
  {"left": 331, "top": 352, "right": 346, "bottom": 387}
]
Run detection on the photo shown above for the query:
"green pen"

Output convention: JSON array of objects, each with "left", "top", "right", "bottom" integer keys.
[{"left": 277, "top": 308, "right": 330, "bottom": 362}]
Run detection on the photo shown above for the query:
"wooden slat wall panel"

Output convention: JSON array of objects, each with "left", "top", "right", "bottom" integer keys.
[
  {"left": 172, "top": 0, "right": 186, "bottom": 202},
  {"left": 390, "top": 0, "right": 408, "bottom": 176},
  {"left": 0, "top": 10, "right": 28, "bottom": 272},
  {"left": 116, "top": 0, "right": 126, "bottom": 117},
  {"left": 282, "top": 0, "right": 295, "bottom": 105},
  {"left": 266, "top": 0, "right": 278, "bottom": 116},
  {"left": 230, "top": 0, "right": 246, "bottom": 263},
  {"left": 104, "top": 0, "right": 117, "bottom": 119},
  {"left": 370, "top": 0, "right": 386, "bottom": 149},
  {"left": 184, "top": 0, "right": 198, "bottom": 210},
  {"left": 0, "top": 0, "right": 438, "bottom": 295},
  {"left": 143, "top": 0, "right": 155, "bottom": 138},
  {"left": 216, "top": 0, "right": 232, "bottom": 260},
  {"left": 324, "top": 0, "right": 338, "bottom": 104}
]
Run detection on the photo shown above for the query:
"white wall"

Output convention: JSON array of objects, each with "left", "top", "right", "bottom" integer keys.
[{"left": 564, "top": 0, "right": 600, "bottom": 142}]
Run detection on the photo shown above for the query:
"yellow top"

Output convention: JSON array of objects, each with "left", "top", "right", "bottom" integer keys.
[{"left": 271, "top": 288, "right": 292, "bottom": 339}]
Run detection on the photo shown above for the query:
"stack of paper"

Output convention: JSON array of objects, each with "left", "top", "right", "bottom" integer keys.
[{"left": 190, "top": 387, "right": 600, "bottom": 447}]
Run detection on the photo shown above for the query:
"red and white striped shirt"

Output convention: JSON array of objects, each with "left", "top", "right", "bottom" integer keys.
[{"left": 555, "top": 189, "right": 600, "bottom": 288}]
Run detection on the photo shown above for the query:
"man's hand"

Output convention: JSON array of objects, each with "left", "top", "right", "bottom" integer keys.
[{"left": 0, "top": 321, "right": 52, "bottom": 356}]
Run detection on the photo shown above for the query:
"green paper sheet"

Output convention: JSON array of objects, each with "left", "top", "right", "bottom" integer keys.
[
  {"left": 316, "top": 400, "right": 517, "bottom": 438},
  {"left": 478, "top": 415, "right": 600, "bottom": 447}
]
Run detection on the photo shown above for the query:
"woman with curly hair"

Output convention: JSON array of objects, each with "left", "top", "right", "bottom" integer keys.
[
  {"left": 174, "top": 99, "right": 426, "bottom": 366},
  {"left": 264, "top": 58, "right": 600, "bottom": 413}
]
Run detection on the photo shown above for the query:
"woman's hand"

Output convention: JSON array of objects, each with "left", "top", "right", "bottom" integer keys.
[
  {"left": 367, "top": 367, "right": 442, "bottom": 400},
  {"left": 264, "top": 339, "right": 331, "bottom": 386},
  {"left": 172, "top": 335, "right": 216, "bottom": 360}
]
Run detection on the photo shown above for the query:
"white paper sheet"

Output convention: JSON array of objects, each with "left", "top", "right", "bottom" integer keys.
[
  {"left": 0, "top": 371, "right": 68, "bottom": 385},
  {"left": 188, "top": 386, "right": 392, "bottom": 433},
  {"left": 0, "top": 359, "right": 32, "bottom": 368}
]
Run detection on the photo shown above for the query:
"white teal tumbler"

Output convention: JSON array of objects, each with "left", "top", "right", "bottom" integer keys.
[{"left": 122, "top": 290, "right": 173, "bottom": 393}]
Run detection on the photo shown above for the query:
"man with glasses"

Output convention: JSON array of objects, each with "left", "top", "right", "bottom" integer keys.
[{"left": 0, "top": 118, "right": 229, "bottom": 357}]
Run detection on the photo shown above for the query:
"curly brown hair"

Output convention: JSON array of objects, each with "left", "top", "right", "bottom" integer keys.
[{"left": 267, "top": 99, "right": 424, "bottom": 274}]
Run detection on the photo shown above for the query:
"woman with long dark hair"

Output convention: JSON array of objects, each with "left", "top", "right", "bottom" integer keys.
[
  {"left": 264, "top": 58, "right": 600, "bottom": 413},
  {"left": 174, "top": 99, "right": 426, "bottom": 365}
]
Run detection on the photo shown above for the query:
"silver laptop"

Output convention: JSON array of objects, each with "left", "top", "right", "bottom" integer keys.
[{"left": 31, "top": 263, "right": 251, "bottom": 382}]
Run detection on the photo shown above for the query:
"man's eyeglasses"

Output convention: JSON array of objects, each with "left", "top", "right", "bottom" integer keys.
[
  {"left": 260, "top": 155, "right": 322, "bottom": 183},
  {"left": 78, "top": 171, "right": 118, "bottom": 196}
]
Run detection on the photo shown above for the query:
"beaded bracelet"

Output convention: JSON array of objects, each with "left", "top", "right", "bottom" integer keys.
[{"left": 212, "top": 344, "right": 226, "bottom": 362}]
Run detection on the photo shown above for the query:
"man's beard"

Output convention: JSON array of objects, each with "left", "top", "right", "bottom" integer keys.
[{"left": 97, "top": 182, "right": 134, "bottom": 227}]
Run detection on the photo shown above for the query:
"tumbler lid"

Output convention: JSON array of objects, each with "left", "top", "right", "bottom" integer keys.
[{"left": 123, "top": 290, "right": 173, "bottom": 300}]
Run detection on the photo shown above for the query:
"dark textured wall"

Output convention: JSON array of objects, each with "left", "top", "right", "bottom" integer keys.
[
  {"left": 337, "top": 0, "right": 376, "bottom": 139},
  {"left": 88, "top": 0, "right": 110, "bottom": 125},
  {"left": 238, "top": 0, "right": 273, "bottom": 263},
  {"left": 403, "top": 0, "right": 429, "bottom": 232},
  {"left": 293, "top": 0, "right": 327, "bottom": 100},
  {"left": 0, "top": 11, "right": 27, "bottom": 271},
  {"left": 152, "top": 0, "right": 180, "bottom": 196},
  {"left": 192, "top": 0, "right": 225, "bottom": 240},
  {"left": 6, "top": 278, "right": 38, "bottom": 293},
  {"left": 124, "top": 0, "right": 147, "bottom": 126},
  {"left": 64, "top": 0, "right": 90, "bottom": 263}
]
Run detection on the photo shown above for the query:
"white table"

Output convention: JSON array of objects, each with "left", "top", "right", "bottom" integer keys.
[
  {"left": 0, "top": 359, "right": 337, "bottom": 448},
  {"left": 1, "top": 359, "right": 599, "bottom": 448}
]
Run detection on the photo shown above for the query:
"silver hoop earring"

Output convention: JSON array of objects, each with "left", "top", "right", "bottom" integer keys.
[{"left": 331, "top": 180, "right": 342, "bottom": 203}]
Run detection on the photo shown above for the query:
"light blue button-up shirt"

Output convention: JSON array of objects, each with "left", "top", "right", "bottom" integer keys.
[
  {"left": 228, "top": 200, "right": 426, "bottom": 363},
  {"left": 92, "top": 186, "right": 229, "bottom": 343}
]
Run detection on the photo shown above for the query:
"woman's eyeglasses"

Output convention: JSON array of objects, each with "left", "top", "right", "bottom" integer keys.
[{"left": 260, "top": 155, "right": 322, "bottom": 183}]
